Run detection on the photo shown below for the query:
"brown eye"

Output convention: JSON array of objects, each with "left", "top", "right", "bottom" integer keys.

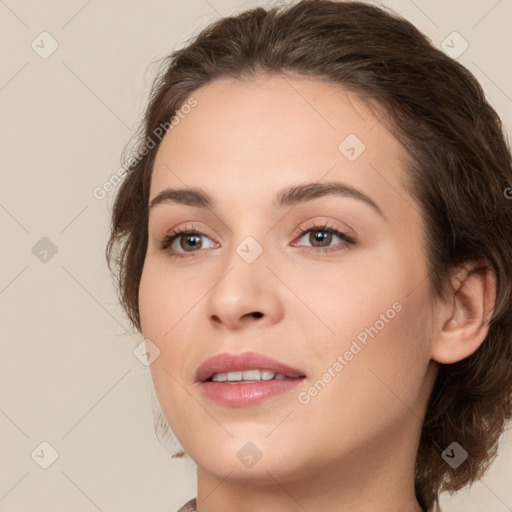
[
  {"left": 177, "top": 233, "right": 203, "bottom": 252},
  {"left": 308, "top": 230, "right": 333, "bottom": 247},
  {"left": 159, "top": 227, "right": 217, "bottom": 257},
  {"left": 294, "top": 225, "right": 355, "bottom": 252}
]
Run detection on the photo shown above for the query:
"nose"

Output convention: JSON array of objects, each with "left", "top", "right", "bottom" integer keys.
[{"left": 206, "top": 244, "right": 284, "bottom": 330}]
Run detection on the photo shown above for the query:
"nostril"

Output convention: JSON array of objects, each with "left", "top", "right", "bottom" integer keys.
[{"left": 252, "top": 312, "right": 263, "bottom": 318}]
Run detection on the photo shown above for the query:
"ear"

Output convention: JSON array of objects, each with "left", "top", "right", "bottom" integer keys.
[{"left": 431, "top": 262, "right": 497, "bottom": 364}]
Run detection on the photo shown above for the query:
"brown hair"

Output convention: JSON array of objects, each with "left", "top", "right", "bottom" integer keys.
[{"left": 106, "top": 1, "right": 512, "bottom": 510}]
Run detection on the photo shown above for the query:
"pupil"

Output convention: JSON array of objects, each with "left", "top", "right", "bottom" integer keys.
[
  {"left": 183, "top": 234, "right": 201, "bottom": 251},
  {"left": 312, "top": 230, "right": 331, "bottom": 247}
]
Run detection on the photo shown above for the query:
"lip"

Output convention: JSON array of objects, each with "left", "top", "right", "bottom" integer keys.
[
  {"left": 195, "top": 351, "right": 306, "bottom": 407},
  {"left": 195, "top": 351, "right": 306, "bottom": 382}
]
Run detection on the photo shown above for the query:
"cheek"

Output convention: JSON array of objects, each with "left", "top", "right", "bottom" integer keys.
[
  {"left": 138, "top": 259, "right": 163, "bottom": 337},
  {"left": 315, "top": 286, "right": 434, "bottom": 426},
  {"left": 295, "top": 248, "right": 434, "bottom": 413},
  {"left": 291, "top": 310, "right": 431, "bottom": 467},
  {"left": 138, "top": 256, "right": 202, "bottom": 340},
  {"left": 281, "top": 247, "right": 408, "bottom": 343},
  {"left": 138, "top": 262, "right": 198, "bottom": 439},
  {"left": 138, "top": 257, "right": 208, "bottom": 385}
]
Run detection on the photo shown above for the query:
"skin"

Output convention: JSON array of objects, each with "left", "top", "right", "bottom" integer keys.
[{"left": 138, "top": 74, "right": 496, "bottom": 512}]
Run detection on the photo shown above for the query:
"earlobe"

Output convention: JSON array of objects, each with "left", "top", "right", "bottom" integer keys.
[{"left": 431, "top": 263, "right": 497, "bottom": 364}]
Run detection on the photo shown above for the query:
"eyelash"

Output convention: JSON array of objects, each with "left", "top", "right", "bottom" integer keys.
[{"left": 158, "top": 222, "right": 356, "bottom": 259}]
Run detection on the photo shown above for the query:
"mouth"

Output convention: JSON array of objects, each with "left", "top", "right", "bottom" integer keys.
[
  {"left": 196, "top": 351, "right": 306, "bottom": 406},
  {"left": 196, "top": 351, "right": 306, "bottom": 382},
  {"left": 206, "top": 369, "right": 298, "bottom": 383}
]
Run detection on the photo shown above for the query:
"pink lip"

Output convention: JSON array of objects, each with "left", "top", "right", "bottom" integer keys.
[
  {"left": 200, "top": 380, "right": 304, "bottom": 407},
  {"left": 195, "top": 351, "right": 306, "bottom": 407},
  {"left": 195, "top": 351, "right": 305, "bottom": 382}
]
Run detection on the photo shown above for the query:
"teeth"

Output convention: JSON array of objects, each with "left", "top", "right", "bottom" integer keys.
[
  {"left": 242, "top": 369, "right": 261, "bottom": 380},
  {"left": 211, "top": 369, "right": 291, "bottom": 382},
  {"left": 260, "top": 370, "right": 275, "bottom": 380},
  {"left": 227, "top": 371, "right": 243, "bottom": 381}
]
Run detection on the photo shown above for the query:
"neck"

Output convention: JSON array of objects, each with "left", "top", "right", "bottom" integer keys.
[{"left": 194, "top": 415, "right": 426, "bottom": 512}]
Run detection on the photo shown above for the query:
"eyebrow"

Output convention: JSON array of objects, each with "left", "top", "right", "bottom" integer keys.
[{"left": 148, "top": 181, "right": 385, "bottom": 219}]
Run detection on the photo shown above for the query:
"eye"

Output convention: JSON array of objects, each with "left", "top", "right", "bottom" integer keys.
[
  {"left": 158, "top": 221, "right": 356, "bottom": 259},
  {"left": 159, "top": 225, "right": 218, "bottom": 258},
  {"left": 292, "top": 222, "right": 356, "bottom": 253}
]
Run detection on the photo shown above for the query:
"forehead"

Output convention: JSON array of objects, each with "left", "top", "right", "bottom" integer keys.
[{"left": 150, "top": 74, "right": 418, "bottom": 230}]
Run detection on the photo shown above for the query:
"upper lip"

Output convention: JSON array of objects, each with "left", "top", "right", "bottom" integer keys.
[{"left": 195, "top": 351, "right": 306, "bottom": 382}]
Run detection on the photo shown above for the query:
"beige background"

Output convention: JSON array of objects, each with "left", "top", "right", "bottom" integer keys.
[{"left": 1, "top": 0, "right": 511, "bottom": 510}]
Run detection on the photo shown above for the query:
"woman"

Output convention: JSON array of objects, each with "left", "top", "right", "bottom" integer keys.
[{"left": 106, "top": 1, "right": 512, "bottom": 510}]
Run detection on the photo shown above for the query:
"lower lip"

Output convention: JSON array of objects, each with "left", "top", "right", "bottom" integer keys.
[{"left": 200, "top": 379, "right": 304, "bottom": 407}]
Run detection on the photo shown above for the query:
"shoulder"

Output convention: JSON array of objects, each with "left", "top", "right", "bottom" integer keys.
[{"left": 176, "top": 497, "right": 197, "bottom": 512}]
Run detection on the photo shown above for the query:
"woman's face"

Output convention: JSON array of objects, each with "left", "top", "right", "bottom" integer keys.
[{"left": 139, "top": 74, "right": 439, "bottom": 486}]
